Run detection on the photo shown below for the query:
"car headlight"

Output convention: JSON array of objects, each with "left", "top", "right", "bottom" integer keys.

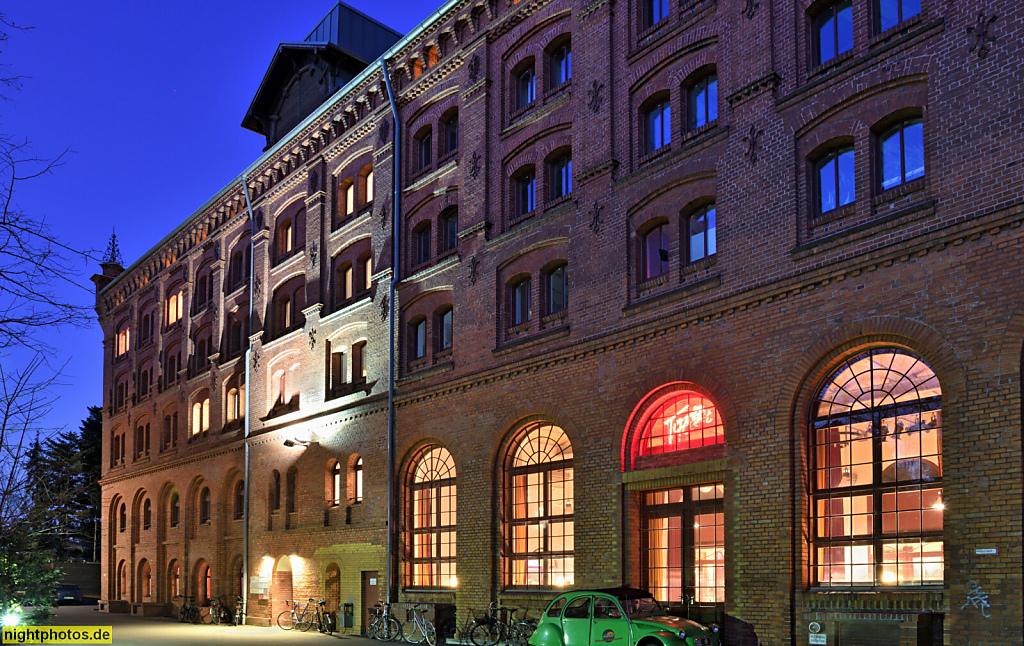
[{"left": 710, "top": 623, "right": 719, "bottom": 633}]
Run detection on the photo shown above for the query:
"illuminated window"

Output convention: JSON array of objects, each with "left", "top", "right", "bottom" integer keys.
[
  {"left": 507, "top": 422, "right": 574, "bottom": 589},
  {"left": 637, "top": 389, "right": 724, "bottom": 455},
  {"left": 170, "top": 561, "right": 180, "bottom": 597},
  {"left": 226, "top": 386, "right": 244, "bottom": 423},
  {"left": 165, "top": 290, "right": 184, "bottom": 326},
  {"left": 878, "top": 0, "right": 919, "bottom": 33},
  {"left": 361, "top": 255, "right": 373, "bottom": 291},
  {"left": 365, "top": 169, "right": 374, "bottom": 203},
  {"left": 191, "top": 397, "right": 210, "bottom": 435},
  {"left": 815, "top": 0, "right": 853, "bottom": 65},
  {"left": 406, "top": 446, "right": 457, "bottom": 588},
  {"left": 880, "top": 119, "right": 924, "bottom": 191},
  {"left": 811, "top": 348, "right": 943, "bottom": 587},
  {"left": 345, "top": 182, "right": 356, "bottom": 216},
  {"left": 115, "top": 326, "right": 131, "bottom": 356},
  {"left": 354, "top": 457, "right": 364, "bottom": 503},
  {"left": 817, "top": 147, "right": 855, "bottom": 213},
  {"left": 277, "top": 220, "right": 293, "bottom": 257},
  {"left": 425, "top": 46, "right": 439, "bottom": 69},
  {"left": 331, "top": 462, "right": 342, "bottom": 506},
  {"left": 642, "top": 484, "right": 725, "bottom": 613}
]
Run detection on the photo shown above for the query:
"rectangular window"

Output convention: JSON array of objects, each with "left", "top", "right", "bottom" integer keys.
[
  {"left": 879, "top": 0, "right": 920, "bottom": 33},
  {"left": 512, "top": 280, "right": 531, "bottom": 326},
  {"left": 417, "top": 132, "right": 432, "bottom": 170},
  {"left": 444, "top": 114, "right": 458, "bottom": 154},
  {"left": 816, "top": 0, "right": 854, "bottom": 65},
  {"left": 412, "top": 320, "right": 427, "bottom": 359},
  {"left": 516, "top": 173, "right": 536, "bottom": 216},
  {"left": 345, "top": 183, "right": 355, "bottom": 215},
  {"left": 517, "top": 67, "right": 536, "bottom": 109},
  {"left": 687, "top": 206, "right": 716, "bottom": 263},
  {"left": 818, "top": 148, "right": 855, "bottom": 213},
  {"left": 343, "top": 266, "right": 354, "bottom": 300},
  {"left": 441, "top": 212, "right": 458, "bottom": 252},
  {"left": 645, "top": 101, "right": 671, "bottom": 153},
  {"left": 353, "top": 341, "right": 366, "bottom": 382},
  {"left": 642, "top": 484, "right": 725, "bottom": 623},
  {"left": 550, "top": 154, "right": 572, "bottom": 200},
  {"left": 689, "top": 75, "right": 718, "bottom": 130},
  {"left": 439, "top": 309, "right": 453, "bottom": 350},
  {"left": 362, "top": 257, "right": 373, "bottom": 291},
  {"left": 643, "top": 224, "right": 670, "bottom": 280},
  {"left": 365, "top": 170, "right": 374, "bottom": 203},
  {"left": 551, "top": 43, "right": 571, "bottom": 86},
  {"left": 547, "top": 266, "right": 567, "bottom": 314},
  {"left": 415, "top": 226, "right": 431, "bottom": 266},
  {"left": 331, "top": 351, "right": 347, "bottom": 390},
  {"left": 646, "top": 0, "right": 669, "bottom": 29}
]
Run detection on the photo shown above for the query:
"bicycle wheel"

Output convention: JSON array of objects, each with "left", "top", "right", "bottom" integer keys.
[
  {"left": 403, "top": 620, "right": 425, "bottom": 644},
  {"left": 516, "top": 621, "right": 536, "bottom": 646},
  {"left": 380, "top": 616, "right": 401, "bottom": 641},
  {"left": 425, "top": 622, "right": 437, "bottom": 646},
  {"left": 471, "top": 622, "right": 501, "bottom": 646},
  {"left": 278, "top": 610, "right": 297, "bottom": 630},
  {"left": 323, "top": 612, "right": 335, "bottom": 634},
  {"left": 212, "top": 607, "right": 221, "bottom": 625},
  {"left": 178, "top": 605, "right": 187, "bottom": 623},
  {"left": 189, "top": 606, "right": 201, "bottom": 624},
  {"left": 297, "top": 612, "right": 314, "bottom": 632}
]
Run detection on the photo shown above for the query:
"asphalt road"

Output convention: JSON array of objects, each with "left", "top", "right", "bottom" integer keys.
[{"left": 49, "top": 604, "right": 377, "bottom": 646}]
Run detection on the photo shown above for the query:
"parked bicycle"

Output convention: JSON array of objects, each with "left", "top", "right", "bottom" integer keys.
[
  {"left": 314, "top": 598, "right": 335, "bottom": 634},
  {"left": 278, "top": 598, "right": 316, "bottom": 631},
  {"left": 178, "top": 596, "right": 200, "bottom": 624},
  {"left": 453, "top": 608, "right": 479, "bottom": 643},
  {"left": 233, "top": 595, "right": 245, "bottom": 626},
  {"left": 402, "top": 604, "right": 437, "bottom": 646},
  {"left": 368, "top": 601, "right": 400, "bottom": 640},
  {"left": 210, "top": 596, "right": 232, "bottom": 625},
  {"left": 470, "top": 603, "right": 536, "bottom": 646}
]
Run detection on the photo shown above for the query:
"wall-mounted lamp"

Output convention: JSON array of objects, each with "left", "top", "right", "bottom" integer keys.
[{"left": 283, "top": 438, "right": 312, "bottom": 448}]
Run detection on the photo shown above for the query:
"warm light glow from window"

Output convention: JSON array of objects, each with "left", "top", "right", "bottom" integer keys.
[
  {"left": 408, "top": 446, "right": 456, "bottom": 588},
  {"left": 638, "top": 390, "right": 724, "bottom": 455},
  {"left": 345, "top": 183, "right": 355, "bottom": 215},
  {"left": 115, "top": 327, "right": 131, "bottom": 356},
  {"left": 166, "top": 291, "right": 183, "bottom": 325},
  {"left": 365, "top": 170, "right": 374, "bottom": 203}
]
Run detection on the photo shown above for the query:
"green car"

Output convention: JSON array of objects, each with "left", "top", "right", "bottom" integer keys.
[{"left": 529, "top": 588, "right": 719, "bottom": 646}]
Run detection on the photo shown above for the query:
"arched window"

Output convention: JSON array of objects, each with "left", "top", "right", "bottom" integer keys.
[
  {"left": 331, "top": 461, "right": 342, "bottom": 507},
  {"left": 169, "top": 560, "right": 180, "bottom": 598},
  {"left": 642, "top": 222, "right": 670, "bottom": 280},
  {"left": 879, "top": 118, "right": 924, "bottom": 191},
  {"left": 191, "top": 395, "right": 210, "bottom": 436},
  {"left": 169, "top": 493, "right": 180, "bottom": 527},
  {"left": 233, "top": 480, "right": 245, "bottom": 520},
  {"left": 286, "top": 467, "right": 297, "bottom": 514},
  {"left": 506, "top": 422, "right": 574, "bottom": 589},
  {"left": 685, "top": 204, "right": 716, "bottom": 264},
  {"left": 811, "top": 348, "right": 942, "bottom": 587},
  {"left": 143, "top": 499, "right": 152, "bottom": 530},
  {"left": 119, "top": 503, "right": 127, "bottom": 532},
  {"left": 226, "top": 386, "right": 244, "bottom": 423},
  {"left": 643, "top": 95, "right": 671, "bottom": 154},
  {"left": 637, "top": 388, "right": 724, "bottom": 455},
  {"left": 687, "top": 72, "right": 717, "bottom": 130},
  {"left": 817, "top": 146, "right": 855, "bottom": 214},
  {"left": 199, "top": 487, "right": 211, "bottom": 524},
  {"left": 115, "top": 324, "right": 131, "bottom": 357},
  {"left": 406, "top": 446, "right": 457, "bottom": 588},
  {"left": 271, "top": 470, "right": 281, "bottom": 512},
  {"left": 354, "top": 456, "right": 364, "bottom": 503}
]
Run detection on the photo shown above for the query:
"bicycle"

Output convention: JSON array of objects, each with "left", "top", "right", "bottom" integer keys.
[
  {"left": 453, "top": 608, "right": 479, "bottom": 643},
  {"left": 233, "top": 595, "right": 245, "bottom": 626},
  {"left": 471, "top": 604, "right": 536, "bottom": 646},
  {"left": 209, "top": 596, "right": 232, "bottom": 625},
  {"left": 178, "top": 596, "right": 200, "bottom": 624},
  {"left": 314, "top": 598, "right": 335, "bottom": 634},
  {"left": 402, "top": 604, "right": 437, "bottom": 646},
  {"left": 278, "top": 598, "right": 315, "bottom": 631},
  {"left": 368, "top": 602, "right": 400, "bottom": 640}
]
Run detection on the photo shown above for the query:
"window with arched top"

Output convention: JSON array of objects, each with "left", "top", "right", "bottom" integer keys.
[
  {"left": 405, "top": 446, "right": 457, "bottom": 588},
  {"left": 169, "top": 493, "right": 180, "bottom": 528},
  {"left": 143, "top": 499, "right": 152, "bottom": 530},
  {"left": 637, "top": 389, "right": 724, "bottom": 456},
  {"left": 199, "top": 487, "right": 211, "bottom": 525},
  {"left": 119, "top": 503, "right": 127, "bottom": 532},
  {"left": 233, "top": 480, "right": 245, "bottom": 520},
  {"left": 811, "top": 348, "right": 943, "bottom": 587},
  {"left": 191, "top": 395, "right": 210, "bottom": 436},
  {"left": 270, "top": 470, "right": 281, "bottom": 512},
  {"left": 169, "top": 560, "right": 180, "bottom": 598},
  {"left": 354, "top": 456, "right": 364, "bottom": 503},
  {"left": 330, "top": 461, "right": 342, "bottom": 507},
  {"left": 505, "top": 422, "right": 574, "bottom": 589}
]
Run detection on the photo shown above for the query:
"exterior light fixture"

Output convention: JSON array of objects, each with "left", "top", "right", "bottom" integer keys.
[{"left": 283, "top": 438, "right": 312, "bottom": 447}]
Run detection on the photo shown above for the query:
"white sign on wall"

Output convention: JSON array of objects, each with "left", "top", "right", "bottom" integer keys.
[{"left": 809, "top": 634, "right": 827, "bottom": 645}]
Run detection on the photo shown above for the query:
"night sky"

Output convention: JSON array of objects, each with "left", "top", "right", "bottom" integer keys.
[{"left": 4, "top": 1, "right": 422, "bottom": 437}]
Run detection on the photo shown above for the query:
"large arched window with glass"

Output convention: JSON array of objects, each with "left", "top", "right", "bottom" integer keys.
[
  {"left": 506, "top": 422, "right": 574, "bottom": 589},
  {"left": 406, "top": 446, "right": 457, "bottom": 589},
  {"left": 811, "top": 348, "right": 943, "bottom": 587}
]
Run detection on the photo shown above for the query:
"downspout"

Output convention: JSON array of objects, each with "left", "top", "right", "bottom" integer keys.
[
  {"left": 381, "top": 58, "right": 400, "bottom": 605},
  {"left": 241, "top": 172, "right": 256, "bottom": 624}
]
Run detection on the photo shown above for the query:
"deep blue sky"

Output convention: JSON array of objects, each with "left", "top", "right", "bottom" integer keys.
[{"left": 4, "top": 1, "right": 421, "bottom": 437}]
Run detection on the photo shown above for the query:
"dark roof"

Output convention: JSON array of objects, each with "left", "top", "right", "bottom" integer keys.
[{"left": 305, "top": 2, "right": 402, "bottom": 62}]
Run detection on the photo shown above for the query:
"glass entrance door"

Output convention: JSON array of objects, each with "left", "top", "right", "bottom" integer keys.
[{"left": 640, "top": 483, "right": 724, "bottom": 625}]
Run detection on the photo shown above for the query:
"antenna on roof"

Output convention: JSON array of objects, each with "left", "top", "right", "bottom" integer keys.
[{"left": 103, "top": 227, "right": 124, "bottom": 266}]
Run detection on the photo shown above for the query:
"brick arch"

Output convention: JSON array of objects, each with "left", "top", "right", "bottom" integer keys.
[
  {"left": 618, "top": 368, "right": 740, "bottom": 472},
  {"left": 396, "top": 430, "right": 464, "bottom": 481},
  {"left": 501, "top": 12, "right": 571, "bottom": 72},
  {"left": 794, "top": 75, "right": 928, "bottom": 139},
  {"left": 994, "top": 299, "right": 1024, "bottom": 388},
  {"left": 627, "top": 171, "right": 716, "bottom": 227},
  {"left": 489, "top": 401, "right": 585, "bottom": 467}
]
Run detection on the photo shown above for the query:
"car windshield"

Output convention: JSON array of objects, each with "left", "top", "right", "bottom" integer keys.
[{"left": 618, "top": 597, "right": 665, "bottom": 618}]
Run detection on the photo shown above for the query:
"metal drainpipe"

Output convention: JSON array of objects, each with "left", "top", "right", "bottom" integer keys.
[
  {"left": 381, "top": 59, "right": 400, "bottom": 605},
  {"left": 241, "top": 171, "right": 256, "bottom": 624}
]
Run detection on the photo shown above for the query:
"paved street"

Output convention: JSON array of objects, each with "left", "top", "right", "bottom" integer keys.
[{"left": 51, "top": 604, "right": 375, "bottom": 646}]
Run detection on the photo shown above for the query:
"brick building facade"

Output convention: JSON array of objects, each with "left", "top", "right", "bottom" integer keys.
[{"left": 94, "top": 1, "right": 1023, "bottom": 644}]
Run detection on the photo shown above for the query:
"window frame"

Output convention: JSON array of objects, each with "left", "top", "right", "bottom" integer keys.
[
  {"left": 548, "top": 152, "right": 573, "bottom": 202},
  {"left": 684, "top": 204, "right": 717, "bottom": 264},
  {"left": 877, "top": 0, "right": 921, "bottom": 34},
  {"left": 687, "top": 73, "right": 718, "bottom": 131},
  {"left": 641, "top": 222, "right": 670, "bottom": 281},
  {"left": 549, "top": 40, "right": 572, "bottom": 88},
  {"left": 814, "top": 0, "right": 854, "bottom": 66},
  {"left": 544, "top": 264, "right": 568, "bottom": 316},
  {"left": 643, "top": 97, "right": 672, "bottom": 155},
  {"left": 405, "top": 445, "right": 458, "bottom": 589},
  {"left": 815, "top": 146, "right": 856, "bottom": 215},
  {"left": 878, "top": 118, "right": 925, "bottom": 192},
  {"left": 511, "top": 277, "right": 531, "bottom": 327},
  {"left": 516, "top": 64, "right": 537, "bottom": 110}
]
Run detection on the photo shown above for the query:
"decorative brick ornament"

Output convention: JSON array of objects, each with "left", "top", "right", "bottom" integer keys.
[{"left": 967, "top": 12, "right": 998, "bottom": 59}]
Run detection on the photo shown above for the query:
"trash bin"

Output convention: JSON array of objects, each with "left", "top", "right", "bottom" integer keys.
[{"left": 343, "top": 602, "right": 354, "bottom": 628}]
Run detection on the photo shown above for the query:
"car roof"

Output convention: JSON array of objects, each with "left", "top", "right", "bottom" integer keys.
[{"left": 554, "top": 587, "right": 654, "bottom": 601}]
